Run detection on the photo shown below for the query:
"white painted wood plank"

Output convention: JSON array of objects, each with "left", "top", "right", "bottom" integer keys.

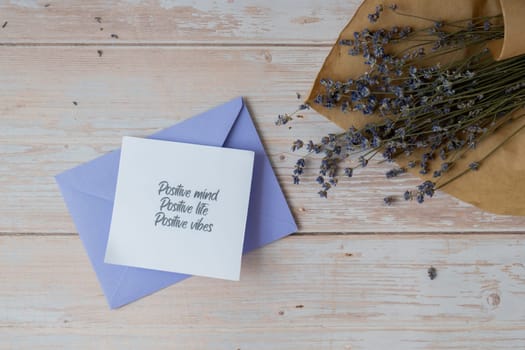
[
  {"left": 1, "top": 234, "right": 524, "bottom": 349},
  {"left": 1, "top": 46, "right": 525, "bottom": 234},
  {"left": 0, "top": 0, "right": 360, "bottom": 44}
]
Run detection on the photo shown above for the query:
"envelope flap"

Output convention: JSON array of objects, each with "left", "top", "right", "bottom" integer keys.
[
  {"left": 149, "top": 97, "right": 243, "bottom": 147},
  {"left": 55, "top": 97, "right": 244, "bottom": 202}
]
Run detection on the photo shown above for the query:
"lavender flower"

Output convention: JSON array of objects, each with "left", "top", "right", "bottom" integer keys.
[
  {"left": 469, "top": 162, "right": 480, "bottom": 171},
  {"left": 386, "top": 167, "right": 406, "bottom": 178},
  {"left": 292, "top": 139, "right": 304, "bottom": 152},
  {"left": 275, "top": 114, "right": 292, "bottom": 126},
  {"left": 279, "top": 8, "right": 520, "bottom": 204}
]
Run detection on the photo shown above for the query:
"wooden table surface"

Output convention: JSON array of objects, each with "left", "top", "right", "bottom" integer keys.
[{"left": 1, "top": 1, "right": 524, "bottom": 349}]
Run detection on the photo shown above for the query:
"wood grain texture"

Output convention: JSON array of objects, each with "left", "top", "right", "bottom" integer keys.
[
  {"left": 1, "top": 46, "right": 525, "bottom": 234},
  {"left": 0, "top": 0, "right": 360, "bottom": 44},
  {"left": 1, "top": 235, "right": 524, "bottom": 349},
  {"left": 1, "top": 1, "right": 525, "bottom": 349}
]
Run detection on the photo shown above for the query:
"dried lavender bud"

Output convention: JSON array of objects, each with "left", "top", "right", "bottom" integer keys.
[
  {"left": 292, "top": 140, "right": 304, "bottom": 152},
  {"left": 428, "top": 266, "right": 437, "bottom": 280},
  {"left": 386, "top": 167, "right": 406, "bottom": 178},
  {"left": 298, "top": 103, "right": 310, "bottom": 110},
  {"left": 359, "top": 156, "right": 368, "bottom": 168},
  {"left": 418, "top": 181, "right": 436, "bottom": 198},
  {"left": 293, "top": 167, "right": 303, "bottom": 175},
  {"left": 440, "top": 162, "right": 450, "bottom": 172},
  {"left": 275, "top": 114, "right": 293, "bottom": 126},
  {"left": 344, "top": 168, "right": 354, "bottom": 177},
  {"left": 439, "top": 148, "right": 447, "bottom": 160},
  {"left": 469, "top": 162, "right": 480, "bottom": 171}
]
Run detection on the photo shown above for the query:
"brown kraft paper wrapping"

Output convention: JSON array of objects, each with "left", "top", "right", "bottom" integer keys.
[{"left": 306, "top": 0, "right": 525, "bottom": 216}]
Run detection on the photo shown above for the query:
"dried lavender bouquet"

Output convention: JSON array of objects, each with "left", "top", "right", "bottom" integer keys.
[{"left": 278, "top": 5, "right": 525, "bottom": 204}]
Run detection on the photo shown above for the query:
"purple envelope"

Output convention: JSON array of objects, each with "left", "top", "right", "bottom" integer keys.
[{"left": 56, "top": 97, "right": 297, "bottom": 309}]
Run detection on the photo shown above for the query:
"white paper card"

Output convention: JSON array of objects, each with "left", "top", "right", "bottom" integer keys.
[{"left": 104, "top": 136, "right": 254, "bottom": 281}]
